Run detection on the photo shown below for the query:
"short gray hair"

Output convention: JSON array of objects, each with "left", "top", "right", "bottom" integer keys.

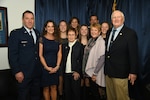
[{"left": 111, "top": 10, "right": 125, "bottom": 21}]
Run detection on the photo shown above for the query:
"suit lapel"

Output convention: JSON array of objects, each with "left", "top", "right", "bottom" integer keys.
[
  {"left": 22, "top": 27, "right": 31, "bottom": 38},
  {"left": 109, "top": 26, "right": 125, "bottom": 52},
  {"left": 113, "top": 31, "right": 124, "bottom": 45}
]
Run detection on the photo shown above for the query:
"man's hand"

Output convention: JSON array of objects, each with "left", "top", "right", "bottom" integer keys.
[
  {"left": 15, "top": 72, "right": 24, "bottom": 83},
  {"left": 128, "top": 74, "right": 137, "bottom": 85}
]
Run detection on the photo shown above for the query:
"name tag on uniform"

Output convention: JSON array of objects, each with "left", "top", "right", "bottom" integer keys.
[
  {"left": 21, "top": 40, "right": 28, "bottom": 44},
  {"left": 21, "top": 40, "right": 28, "bottom": 46}
]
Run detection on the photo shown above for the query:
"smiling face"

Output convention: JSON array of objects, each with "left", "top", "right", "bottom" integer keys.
[
  {"left": 90, "top": 15, "right": 99, "bottom": 25},
  {"left": 71, "top": 18, "right": 79, "bottom": 28},
  {"left": 101, "top": 22, "right": 109, "bottom": 34},
  {"left": 22, "top": 12, "right": 34, "bottom": 29},
  {"left": 59, "top": 21, "right": 67, "bottom": 33},
  {"left": 67, "top": 29, "right": 77, "bottom": 42},
  {"left": 45, "top": 22, "right": 54, "bottom": 35},
  {"left": 90, "top": 23, "right": 101, "bottom": 38},
  {"left": 80, "top": 25, "right": 88, "bottom": 36},
  {"left": 111, "top": 10, "right": 125, "bottom": 28}
]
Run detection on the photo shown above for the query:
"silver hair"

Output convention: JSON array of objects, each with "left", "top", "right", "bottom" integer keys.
[{"left": 111, "top": 10, "right": 125, "bottom": 21}]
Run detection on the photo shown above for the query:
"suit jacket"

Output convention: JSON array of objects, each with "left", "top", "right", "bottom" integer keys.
[
  {"left": 8, "top": 27, "right": 41, "bottom": 78},
  {"left": 62, "top": 41, "right": 84, "bottom": 75},
  {"left": 104, "top": 25, "right": 138, "bottom": 78}
]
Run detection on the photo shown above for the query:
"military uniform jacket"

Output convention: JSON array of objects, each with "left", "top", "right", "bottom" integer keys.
[{"left": 8, "top": 27, "right": 41, "bottom": 78}]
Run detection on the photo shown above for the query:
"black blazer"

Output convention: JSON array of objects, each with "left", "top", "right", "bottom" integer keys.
[
  {"left": 8, "top": 27, "right": 41, "bottom": 78},
  {"left": 104, "top": 25, "right": 138, "bottom": 78},
  {"left": 62, "top": 41, "right": 84, "bottom": 75}
]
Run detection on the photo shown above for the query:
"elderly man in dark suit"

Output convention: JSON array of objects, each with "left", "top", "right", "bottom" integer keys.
[
  {"left": 104, "top": 10, "right": 138, "bottom": 100},
  {"left": 8, "top": 10, "right": 41, "bottom": 100}
]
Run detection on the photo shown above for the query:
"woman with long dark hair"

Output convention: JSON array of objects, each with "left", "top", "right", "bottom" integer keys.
[{"left": 39, "top": 20, "right": 62, "bottom": 100}]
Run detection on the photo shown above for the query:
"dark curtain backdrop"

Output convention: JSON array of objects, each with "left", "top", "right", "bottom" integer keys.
[
  {"left": 35, "top": 0, "right": 150, "bottom": 99},
  {"left": 35, "top": 0, "right": 114, "bottom": 32}
]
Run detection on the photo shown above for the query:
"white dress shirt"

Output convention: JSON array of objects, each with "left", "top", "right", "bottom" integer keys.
[
  {"left": 24, "top": 26, "right": 36, "bottom": 44},
  {"left": 107, "top": 24, "right": 124, "bottom": 51},
  {"left": 65, "top": 40, "right": 77, "bottom": 73}
]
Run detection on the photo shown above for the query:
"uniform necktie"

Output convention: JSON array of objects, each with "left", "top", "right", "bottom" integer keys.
[{"left": 30, "top": 31, "right": 34, "bottom": 43}]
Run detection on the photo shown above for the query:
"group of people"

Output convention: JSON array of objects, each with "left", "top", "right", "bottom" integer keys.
[{"left": 8, "top": 9, "right": 138, "bottom": 100}]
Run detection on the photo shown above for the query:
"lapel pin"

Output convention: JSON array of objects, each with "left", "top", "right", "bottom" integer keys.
[{"left": 120, "top": 33, "right": 123, "bottom": 35}]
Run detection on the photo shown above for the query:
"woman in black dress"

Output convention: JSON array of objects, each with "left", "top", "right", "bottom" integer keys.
[{"left": 39, "top": 20, "right": 62, "bottom": 100}]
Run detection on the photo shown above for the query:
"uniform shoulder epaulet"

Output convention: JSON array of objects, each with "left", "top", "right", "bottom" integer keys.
[{"left": 11, "top": 28, "right": 22, "bottom": 32}]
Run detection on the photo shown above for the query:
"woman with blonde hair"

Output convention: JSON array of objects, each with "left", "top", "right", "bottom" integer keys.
[{"left": 83, "top": 23, "right": 105, "bottom": 100}]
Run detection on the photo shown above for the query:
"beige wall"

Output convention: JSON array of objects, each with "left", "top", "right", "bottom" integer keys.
[{"left": 0, "top": 0, "right": 34, "bottom": 69}]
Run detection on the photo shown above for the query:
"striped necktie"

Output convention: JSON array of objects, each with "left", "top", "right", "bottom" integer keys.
[{"left": 109, "top": 29, "right": 116, "bottom": 49}]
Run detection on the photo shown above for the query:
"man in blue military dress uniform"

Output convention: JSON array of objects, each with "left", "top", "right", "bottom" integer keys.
[{"left": 8, "top": 10, "right": 41, "bottom": 100}]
